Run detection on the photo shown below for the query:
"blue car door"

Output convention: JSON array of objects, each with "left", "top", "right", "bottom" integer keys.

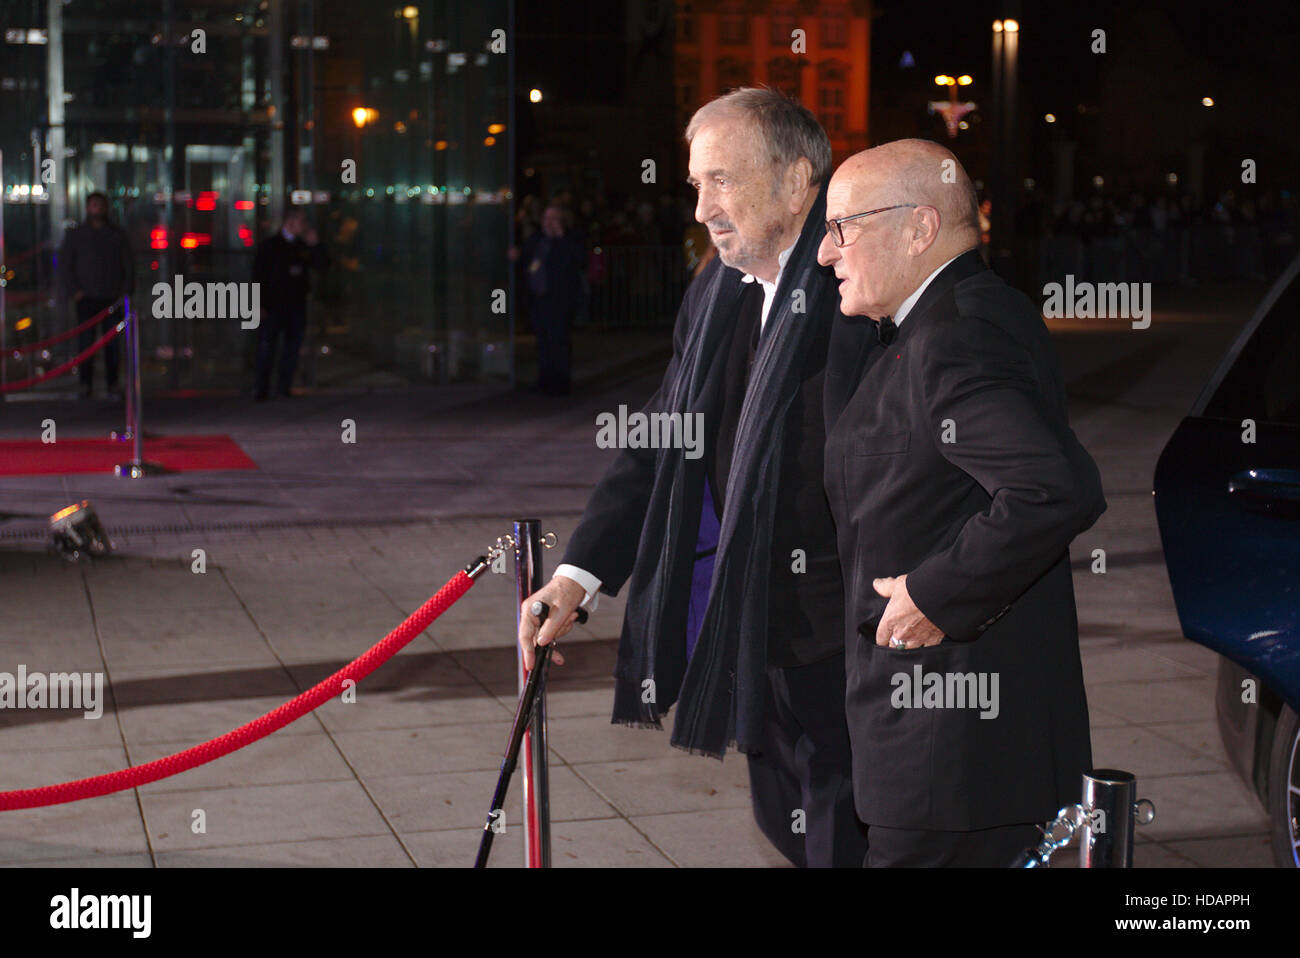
[{"left": 1154, "top": 255, "right": 1300, "bottom": 710}]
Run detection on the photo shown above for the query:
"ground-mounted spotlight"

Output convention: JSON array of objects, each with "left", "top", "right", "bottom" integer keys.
[{"left": 49, "top": 501, "right": 114, "bottom": 561}]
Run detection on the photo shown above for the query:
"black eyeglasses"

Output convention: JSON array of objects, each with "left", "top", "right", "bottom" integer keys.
[{"left": 825, "top": 204, "right": 918, "bottom": 247}]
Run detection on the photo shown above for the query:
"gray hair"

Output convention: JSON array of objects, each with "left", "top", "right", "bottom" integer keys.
[{"left": 685, "top": 87, "right": 832, "bottom": 186}]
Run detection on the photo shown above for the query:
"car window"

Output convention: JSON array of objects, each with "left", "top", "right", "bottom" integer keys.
[{"left": 1203, "top": 275, "right": 1300, "bottom": 426}]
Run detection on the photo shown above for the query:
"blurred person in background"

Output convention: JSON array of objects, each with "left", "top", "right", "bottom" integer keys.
[
  {"left": 252, "top": 208, "right": 329, "bottom": 401},
  {"left": 60, "top": 192, "right": 133, "bottom": 401},
  {"left": 521, "top": 203, "right": 584, "bottom": 395}
]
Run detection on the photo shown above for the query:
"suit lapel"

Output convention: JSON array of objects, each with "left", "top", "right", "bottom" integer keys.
[
  {"left": 824, "top": 313, "right": 877, "bottom": 431},
  {"left": 826, "top": 249, "right": 986, "bottom": 428},
  {"left": 892, "top": 248, "right": 987, "bottom": 344}
]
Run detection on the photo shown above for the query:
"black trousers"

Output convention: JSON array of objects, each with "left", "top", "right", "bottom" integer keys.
[
  {"left": 255, "top": 305, "right": 306, "bottom": 398},
  {"left": 76, "top": 296, "right": 121, "bottom": 391},
  {"left": 866, "top": 821, "right": 1041, "bottom": 868},
  {"left": 530, "top": 299, "right": 572, "bottom": 395},
  {"left": 746, "top": 651, "right": 869, "bottom": 867}
]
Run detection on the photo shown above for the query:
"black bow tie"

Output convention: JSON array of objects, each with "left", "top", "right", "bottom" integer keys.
[{"left": 874, "top": 316, "right": 897, "bottom": 346}]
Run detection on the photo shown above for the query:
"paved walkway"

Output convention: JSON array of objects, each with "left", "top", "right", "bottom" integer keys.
[{"left": 0, "top": 295, "right": 1278, "bottom": 867}]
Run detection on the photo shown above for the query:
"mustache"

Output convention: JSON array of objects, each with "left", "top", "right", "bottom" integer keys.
[{"left": 707, "top": 219, "right": 735, "bottom": 232}]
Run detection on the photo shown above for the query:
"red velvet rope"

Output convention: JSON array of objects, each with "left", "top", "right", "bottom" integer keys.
[
  {"left": 0, "top": 320, "right": 124, "bottom": 393},
  {"left": 0, "top": 569, "right": 476, "bottom": 809},
  {"left": 10, "top": 299, "right": 121, "bottom": 355}
]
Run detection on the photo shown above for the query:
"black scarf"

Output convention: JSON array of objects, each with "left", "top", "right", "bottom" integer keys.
[{"left": 610, "top": 184, "right": 835, "bottom": 757}]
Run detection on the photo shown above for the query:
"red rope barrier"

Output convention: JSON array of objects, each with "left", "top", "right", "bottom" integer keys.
[
  {"left": 0, "top": 569, "right": 477, "bottom": 810},
  {"left": 1, "top": 242, "right": 51, "bottom": 268},
  {"left": 10, "top": 300, "right": 121, "bottom": 355},
  {"left": 0, "top": 320, "right": 124, "bottom": 393}
]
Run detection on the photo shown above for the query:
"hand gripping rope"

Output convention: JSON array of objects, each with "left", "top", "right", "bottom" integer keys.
[{"left": 0, "top": 550, "right": 497, "bottom": 811}]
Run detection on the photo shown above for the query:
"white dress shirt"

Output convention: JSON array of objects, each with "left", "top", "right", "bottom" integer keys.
[
  {"left": 556, "top": 242, "right": 799, "bottom": 609},
  {"left": 892, "top": 251, "right": 966, "bottom": 328},
  {"left": 740, "top": 242, "right": 796, "bottom": 332}
]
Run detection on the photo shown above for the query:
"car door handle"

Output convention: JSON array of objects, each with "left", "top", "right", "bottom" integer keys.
[{"left": 1228, "top": 469, "right": 1300, "bottom": 503}]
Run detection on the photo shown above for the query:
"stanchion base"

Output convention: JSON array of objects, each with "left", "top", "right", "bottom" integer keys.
[
  {"left": 114, "top": 460, "right": 168, "bottom": 479},
  {"left": 111, "top": 430, "right": 160, "bottom": 442}
]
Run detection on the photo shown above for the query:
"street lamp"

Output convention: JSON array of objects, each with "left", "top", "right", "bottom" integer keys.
[
  {"left": 990, "top": 14, "right": 1021, "bottom": 281},
  {"left": 929, "top": 73, "right": 976, "bottom": 137}
]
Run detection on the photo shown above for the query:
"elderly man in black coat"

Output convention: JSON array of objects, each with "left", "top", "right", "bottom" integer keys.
[
  {"left": 516, "top": 89, "right": 868, "bottom": 867},
  {"left": 817, "top": 139, "right": 1106, "bottom": 867}
]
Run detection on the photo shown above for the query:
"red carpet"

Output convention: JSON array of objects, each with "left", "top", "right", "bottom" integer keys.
[{"left": 0, "top": 435, "right": 258, "bottom": 476}]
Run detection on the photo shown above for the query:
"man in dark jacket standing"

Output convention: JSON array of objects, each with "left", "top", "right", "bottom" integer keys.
[
  {"left": 60, "top": 192, "right": 133, "bottom": 400},
  {"left": 517, "top": 89, "right": 868, "bottom": 867},
  {"left": 252, "top": 209, "right": 328, "bottom": 400},
  {"left": 818, "top": 139, "right": 1106, "bottom": 867},
  {"left": 521, "top": 205, "right": 583, "bottom": 395}
]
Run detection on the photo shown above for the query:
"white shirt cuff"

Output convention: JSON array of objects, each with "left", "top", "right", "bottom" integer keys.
[{"left": 555, "top": 563, "right": 601, "bottom": 611}]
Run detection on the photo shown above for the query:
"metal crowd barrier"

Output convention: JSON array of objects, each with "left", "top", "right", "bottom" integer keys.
[
  {"left": 513, "top": 518, "right": 552, "bottom": 868},
  {"left": 1013, "top": 768, "right": 1157, "bottom": 867},
  {"left": 112, "top": 295, "right": 163, "bottom": 478}
]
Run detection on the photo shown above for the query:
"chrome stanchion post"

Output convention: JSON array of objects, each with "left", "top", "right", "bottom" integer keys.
[
  {"left": 114, "top": 296, "right": 164, "bottom": 478},
  {"left": 1012, "top": 768, "right": 1155, "bottom": 867},
  {"left": 514, "top": 518, "right": 551, "bottom": 868},
  {"left": 112, "top": 296, "right": 133, "bottom": 442},
  {"left": 0, "top": 149, "right": 7, "bottom": 398},
  {"left": 1079, "top": 768, "right": 1156, "bottom": 868}
]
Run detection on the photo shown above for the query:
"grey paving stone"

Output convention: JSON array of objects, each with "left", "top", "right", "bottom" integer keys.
[
  {"left": 155, "top": 834, "right": 413, "bottom": 867},
  {"left": 0, "top": 708, "right": 127, "bottom": 752},
  {"left": 0, "top": 745, "right": 130, "bottom": 789},
  {"left": 95, "top": 606, "right": 280, "bottom": 671},
  {"left": 133, "top": 731, "right": 356, "bottom": 794},
  {"left": 366, "top": 764, "right": 617, "bottom": 834},
  {"left": 7, "top": 852, "right": 154, "bottom": 868},
  {"left": 1161, "top": 832, "right": 1276, "bottom": 868},
  {"left": 630, "top": 808, "right": 793, "bottom": 868},
  {"left": 406, "top": 817, "right": 674, "bottom": 868},
  {"left": 139, "top": 779, "right": 393, "bottom": 851},
  {"left": 547, "top": 713, "right": 674, "bottom": 765},
  {"left": 571, "top": 754, "right": 753, "bottom": 818},
  {"left": 1085, "top": 678, "right": 1218, "bottom": 726},
  {"left": 1136, "top": 771, "right": 1271, "bottom": 842},
  {"left": 1091, "top": 724, "right": 1230, "bottom": 777},
  {"left": 0, "top": 793, "right": 150, "bottom": 865}
]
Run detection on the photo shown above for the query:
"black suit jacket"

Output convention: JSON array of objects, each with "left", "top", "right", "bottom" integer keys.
[
  {"left": 252, "top": 233, "right": 329, "bottom": 314},
  {"left": 823, "top": 249, "right": 1106, "bottom": 830}
]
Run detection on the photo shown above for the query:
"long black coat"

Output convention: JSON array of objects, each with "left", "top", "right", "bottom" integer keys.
[
  {"left": 561, "top": 199, "right": 844, "bottom": 746},
  {"left": 823, "top": 250, "right": 1105, "bottom": 830}
]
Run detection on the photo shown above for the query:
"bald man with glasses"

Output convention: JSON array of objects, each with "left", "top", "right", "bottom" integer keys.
[{"left": 817, "top": 139, "right": 1106, "bottom": 867}]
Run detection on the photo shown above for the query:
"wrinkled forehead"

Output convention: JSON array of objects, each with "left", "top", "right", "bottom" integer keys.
[
  {"left": 826, "top": 163, "right": 890, "bottom": 219},
  {"left": 688, "top": 118, "right": 765, "bottom": 175}
]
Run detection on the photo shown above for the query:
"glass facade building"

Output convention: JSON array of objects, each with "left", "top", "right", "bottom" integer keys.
[{"left": 1, "top": 0, "right": 514, "bottom": 394}]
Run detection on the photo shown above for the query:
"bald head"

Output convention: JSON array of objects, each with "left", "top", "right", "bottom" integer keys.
[
  {"left": 838, "top": 139, "right": 980, "bottom": 248},
  {"left": 817, "top": 138, "right": 981, "bottom": 319}
]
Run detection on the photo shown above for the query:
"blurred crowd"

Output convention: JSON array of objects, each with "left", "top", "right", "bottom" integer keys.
[
  {"left": 514, "top": 188, "right": 706, "bottom": 331},
  {"left": 1019, "top": 187, "right": 1299, "bottom": 287},
  {"left": 510, "top": 182, "right": 1300, "bottom": 341}
]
